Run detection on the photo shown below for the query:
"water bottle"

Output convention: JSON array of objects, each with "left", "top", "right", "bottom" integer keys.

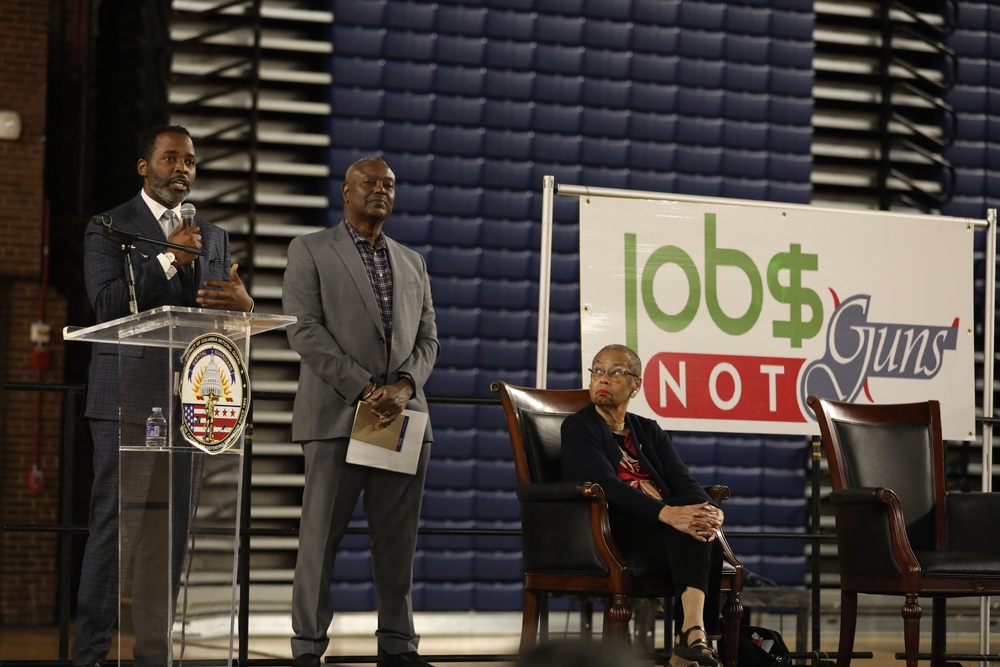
[{"left": 145, "top": 407, "right": 167, "bottom": 448}]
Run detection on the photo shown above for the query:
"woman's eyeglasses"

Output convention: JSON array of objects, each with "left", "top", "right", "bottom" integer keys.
[{"left": 588, "top": 367, "right": 638, "bottom": 380}]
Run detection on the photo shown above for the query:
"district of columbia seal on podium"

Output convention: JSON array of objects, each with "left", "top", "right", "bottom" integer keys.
[{"left": 178, "top": 333, "right": 251, "bottom": 454}]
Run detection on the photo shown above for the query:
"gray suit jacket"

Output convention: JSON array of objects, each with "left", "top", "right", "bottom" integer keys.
[
  {"left": 283, "top": 221, "right": 439, "bottom": 442},
  {"left": 83, "top": 193, "right": 234, "bottom": 423}
]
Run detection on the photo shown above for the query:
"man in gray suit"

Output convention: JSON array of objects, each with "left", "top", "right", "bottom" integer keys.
[
  {"left": 75, "top": 125, "right": 252, "bottom": 667},
  {"left": 284, "top": 157, "right": 439, "bottom": 667}
]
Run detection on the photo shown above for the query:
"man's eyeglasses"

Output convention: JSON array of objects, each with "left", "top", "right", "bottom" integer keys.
[{"left": 588, "top": 367, "right": 638, "bottom": 380}]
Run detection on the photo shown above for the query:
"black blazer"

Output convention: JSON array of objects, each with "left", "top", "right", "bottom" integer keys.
[
  {"left": 83, "top": 193, "right": 234, "bottom": 423},
  {"left": 560, "top": 403, "right": 712, "bottom": 528}
]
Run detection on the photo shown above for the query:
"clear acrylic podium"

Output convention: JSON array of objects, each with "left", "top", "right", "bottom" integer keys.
[{"left": 65, "top": 306, "right": 295, "bottom": 666}]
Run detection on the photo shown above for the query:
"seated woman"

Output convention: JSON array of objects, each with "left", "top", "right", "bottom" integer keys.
[{"left": 560, "top": 343, "right": 725, "bottom": 667}]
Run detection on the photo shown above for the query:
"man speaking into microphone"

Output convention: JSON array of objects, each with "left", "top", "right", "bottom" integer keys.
[{"left": 73, "top": 125, "right": 252, "bottom": 667}]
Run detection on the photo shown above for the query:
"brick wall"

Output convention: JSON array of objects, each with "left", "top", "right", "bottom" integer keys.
[{"left": 0, "top": 0, "right": 66, "bottom": 625}]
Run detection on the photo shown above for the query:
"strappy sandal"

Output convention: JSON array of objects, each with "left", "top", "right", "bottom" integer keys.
[{"left": 673, "top": 626, "right": 719, "bottom": 667}]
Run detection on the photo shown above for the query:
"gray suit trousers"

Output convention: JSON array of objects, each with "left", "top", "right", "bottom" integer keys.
[{"left": 291, "top": 437, "right": 431, "bottom": 658}]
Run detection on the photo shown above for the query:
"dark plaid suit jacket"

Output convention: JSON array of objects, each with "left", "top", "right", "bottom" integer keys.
[{"left": 83, "top": 192, "right": 234, "bottom": 424}]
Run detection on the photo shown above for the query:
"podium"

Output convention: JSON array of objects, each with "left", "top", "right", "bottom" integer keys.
[{"left": 65, "top": 306, "right": 295, "bottom": 666}]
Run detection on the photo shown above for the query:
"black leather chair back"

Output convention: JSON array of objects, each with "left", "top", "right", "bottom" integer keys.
[
  {"left": 831, "top": 419, "right": 936, "bottom": 550},
  {"left": 520, "top": 409, "right": 572, "bottom": 483}
]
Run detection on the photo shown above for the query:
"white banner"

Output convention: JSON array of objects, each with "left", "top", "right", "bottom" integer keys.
[{"left": 578, "top": 196, "right": 976, "bottom": 439}]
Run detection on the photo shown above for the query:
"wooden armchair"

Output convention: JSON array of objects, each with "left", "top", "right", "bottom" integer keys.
[
  {"left": 492, "top": 381, "right": 743, "bottom": 665},
  {"left": 807, "top": 395, "right": 1000, "bottom": 667}
]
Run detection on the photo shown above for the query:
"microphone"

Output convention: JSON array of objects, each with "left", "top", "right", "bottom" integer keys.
[
  {"left": 93, "top": 214, "right": 112, "bottom": 230},
  {"left": 180, "top": 202, "right": 196, "bottom": 228}
]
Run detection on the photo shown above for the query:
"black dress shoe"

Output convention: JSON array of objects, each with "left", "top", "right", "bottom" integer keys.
[
  {"left": 377, "top": 650, "right": 434, "bottom": 667},
  {"left": 292, "top": 654, "right": 321, "bottom": 667}
]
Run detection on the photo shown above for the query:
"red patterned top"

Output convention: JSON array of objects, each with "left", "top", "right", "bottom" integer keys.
[{"left": 614, "top": 431, "right": 664, "bottom": 500}]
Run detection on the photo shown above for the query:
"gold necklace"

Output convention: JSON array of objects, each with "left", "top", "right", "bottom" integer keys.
[{"left": 608, "top": 420, "right": 625, "bottom": 432}]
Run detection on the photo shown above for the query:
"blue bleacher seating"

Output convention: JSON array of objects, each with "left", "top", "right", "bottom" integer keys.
[
  {"left": 678, "top": 0, "right": 726, "bottom": 29},
  {"left": 533, "top": 103, "right": 583, "bottom": 134},
  {"left": 677, "top": 86, "right": 725, "bottom": 116},
  {"left": 475, "top": 490, "right": 520, "bottom": 520},
  {"left": 329, "top": 582, "right": 375, "bottom": 611},
  {"left": 546, "top": 371, "right": 582, "bottom": 389},
  {"left": 768, "top": 153, "right": 811, "bottom": 181},
  {"left": 384, "top": 90, "right": 436, "bottom": 120},
  {"left": 481, "top": 248, "right": 534, "bottom": 279},
  {"left": 585, "top": 19, "right": 633, "bottom": 50},
  {"left": 580, "top": 165, "right": 631, "bottom": 188},
  {"left": 549, "top": 221, "right": 578, "bottom": 253},
  {"left": 725, "top": 5, "right": 770, "bottom": 36},
  {"left": 330, "top": 85, "right": 387, "bottom": 117},
  {"left": 687, "top": 464, "right": 717, "bottom": 485},
  {"left": 479, "top": 338, "right": 533, "bottom": 367},
  {"left": 434, "top": 64, "right": 488, "bottom": 95},
  {"left": 422, "top": 489, "right": 477, "bottom": 521},
  {"left": 630, "top": 24, "right": 679, "bottom": 55},
  {"left": 769, "top": 124, "right": 812, "bottom": 153},
  {"left": 725, "top": 34, "right": 770, "bottom": 64},
  {"left": 332, "top": 549, "right": 372, "bottom": 581},
  {"left": 771, "top": 8, "right": 815, "bottom": 39},
  {"left": 484, "top": 69, "right": 537, "bottom": 101},
  {"left": 332, "top": 25, "right": 387, "bottom": 57},
  {"left": 760, "top": 555, "right": 806, "bottom": 586},
  {"left": 762, "top": 468, "right": 806, "bottom": 497},
  {"left": 480, "top": 219, "right": 533, "bottom": 249},
  {"left": 763, "top": 526, "right": 806, "bottom": 556},
  {"left": 549, "top": 282, "right": 579, "bottom": 312},
  {"left": 763, "top": 436, "right": 807, "bottom": 468},
  {"left": 427, "top": 246, "right": 483, "bottom": 277},
  {"left": 770, "top": 95, "right": 812, "bottom": 125},
  {"left": 583, "top": 0, "right": 633, "bottom": 20},
  {"left": 422, "top": 550, "right": 476, "bottom": 581},
  {"left": 479, "top": 307, "right": 532, "bottom": 338},
  {"left": 383, "top": 31, "right": 437, "bottom": 61},
  {"left": 768, "top": 180, "right": 811, "bottom": 203},
  {"left": 721, "top": 496, "right": 763, "bottom": 526},
  {"left": 582, "top": 78, "right": 632, "bottom": 109},
  {"left": 482, "top": 129, "right": 535, "bottom": 160},
  {"left": 628, "top": 169, "right": 678, "bottom": 193},
  {"left": 331, "top": 55, "right": 386, "bottom": 87},
  {"left": 384, "top": 60, "right": 437, "bottom": 92},
  {"left": 580, "top": 137, "right": 630, "bottom": 165},
  {"left": 581, "top": 109, "right": 631, "bottom": 139},
  {"left": 722, "top": 178, "right": 768, "bottom": 201},
  {"left": 383, "top": 121, "right": 434, "bottom": 152},
  {"left": 769, "top": 38, "right": 813, "bottom": 69},
  {"left": 483, "top": 100, "right": 535, "bottom": 130},
  {"left": 435, "top": 5, "right": 488, "bottom": 36},
  {"left": 763, "top": 497, "right": 807, "bottom": 527},
  {"left": 724, "top": 63, "right": 770, "bottom": 93},
  {"left": 437, "top": 336, "right": 481, "bottom": 367},
  {"left": 548, "top": 310, "right": 579, "bottom": 340},
  {"left": 418, "top": 582, "right": 474, "bottom": 610},
  {"left": 717, "top": 435, "right": 764, "bottom": 466},
  {"left": 434, "top": 35, "right": 488, "bottom": 68},
  {"left": 391, "top": 182, "right": 433, "bottom": 213},
  {"left": 481, "top": 158, "right": 534, "bottom": 190},
  {"left": 723, "top": 150, "right": 769, "bottom": 178},
  {"left": 671, "top": 432, "right": 717, "bottom": 464},
  {"left": 330, "top": 117, "right": 384, "bottom": 148},
  {"left": 632, "top": 0, "right": 681, "bottom": 25},
  {"left": 332, "top": 0, "right": 386, "bottom": 26},
  {"left": 473, "top": 519, "right": 522, "bottom": 550},
  {"left": 429, "top": 403, "right": 478, "bottom": 429},
  {"left": 582, "top": 49, "right": 633, "bottom": 78},
  {"left": 533, "top": 0, "right": 584, "bottom": 14},
  {"left": 630, "top": 141, "right": 677, "bottom": 170},
  {"left": 473, "top": 582, "right": 522, "bottom": 611},
  {"left": 387, "top": 212, "right": 433, "bottom": 245},
  {"left": 429, "top": 216, "right": 483, "bottom": 246},
  {"left": 417, "top": 519, "right": 476, "bottom": 550},
  {"left": 385, "top": 2, "right": 436, "bottom": 30},
  {"left": 382, "top": 150, "right": 434, "bottom": 182},
  {"left": 548, "top": 340, "right": 581, "bottom": 371},
  {"left": 723, "top": 120, "right": 769, "bottom": 150},
  {"left": 425, "top": 458, "right": 477, "bottom": 490},
  {"left": 485, "top": 39, "right": 536, "bottom": 70},
  {"left": 631, "top": 53, "right": 680, "bottom": 84},
  {"left": 485, "top": 9, "right": 536, "bottom": 41},
  {"left": 677, "top": 30, "right": 725, "bottom": 60},
  {"left": 434, "top": 306, "right": 480, "bottom": 337},
  {"left": 475, "top": 429, "right": 514, "bottom": 459},
  {"left": 425, "top": 367, "right": 481, "bottom": 397},
  {"left": 723, "top": 91, "right": 769, "bottom": 121},
  {"left": 475, "top": 459, "right": 516, "bottom": 490},
  {"left": 474, "top": 551, "right": 522, "bottom": 581},
  {"left": 531, "top": 133, "right": 583, "bottom": 163},
  {"left": 535, "top": 43, "right": 585, "bottom": 75},
  {"left": 535, "top": 14, "right": 586, "bottom": 46},
  {"left": 533, "top": 73, "right": 586, "bottom": 104},
  {"left": 677, "top": 145, "right": 722, "bottom": 174},
  {"left": 431, "top": 185, "right": 484, "bottom": 216},
  {"left": 431, "top": 154, "right": 485, "bottom": 185},
  {"left": 549, "top": 251, "right": 578, "bottom": 282},
  {"left": 481, "top": 188, "right": 533, "bottom": 219},
  {"left": 770, "top": 68, "right": 813, "bottom": 97},
  {"left": 430, "top": 428, "right": 475, "bottom": 458}
]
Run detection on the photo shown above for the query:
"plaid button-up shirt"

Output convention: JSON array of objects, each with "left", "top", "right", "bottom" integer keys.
[{"left": 346, "top": 220, "right": 393, "bottom": 352}]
